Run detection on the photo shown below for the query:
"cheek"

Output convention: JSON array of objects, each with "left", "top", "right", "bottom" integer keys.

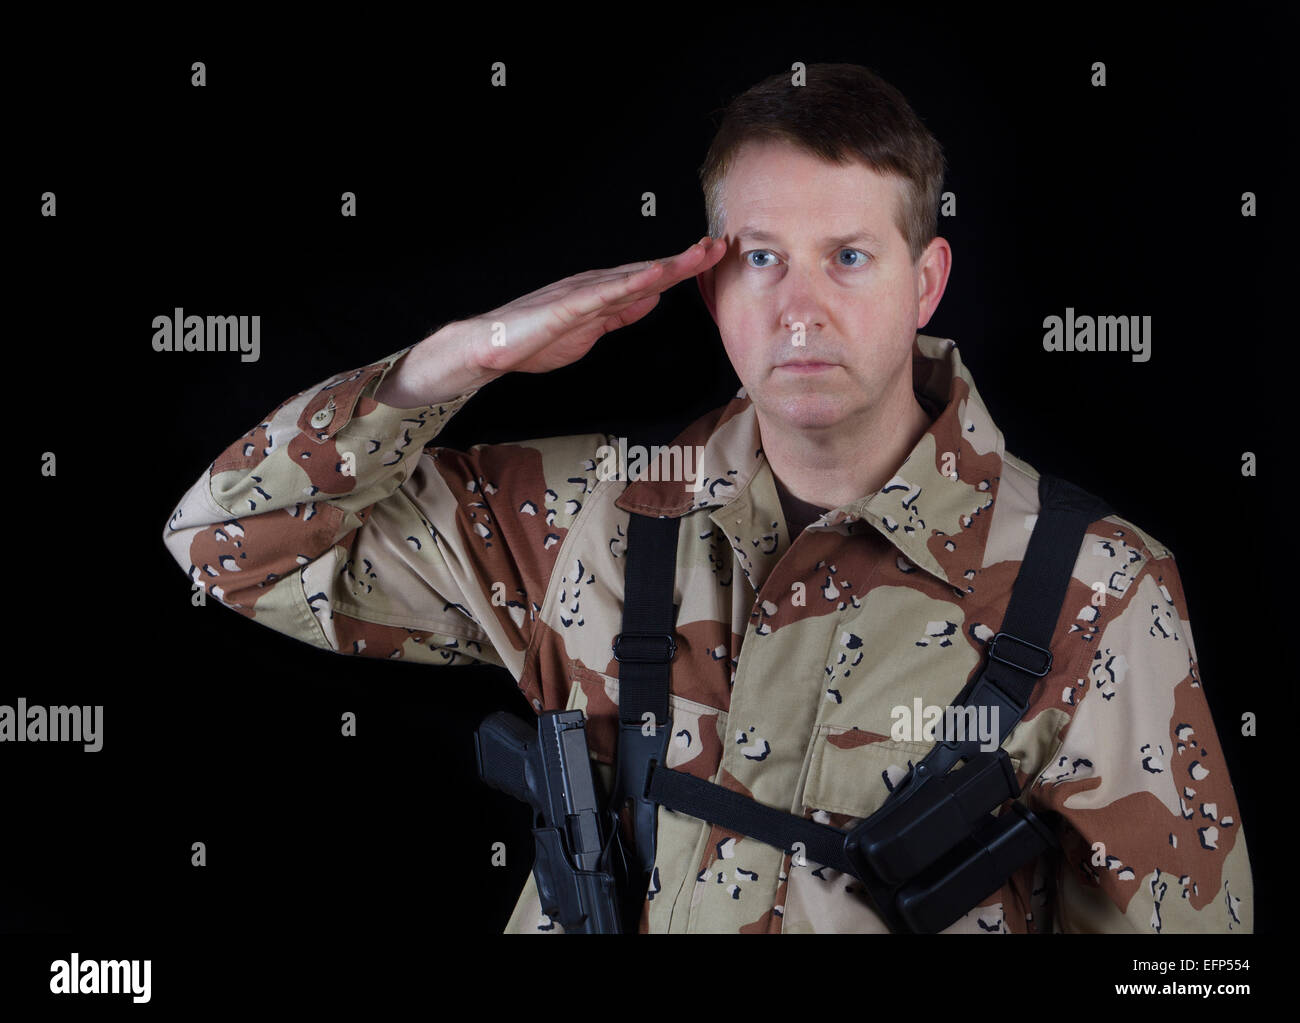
[
  {"left": 878, "top": 272, "right": 920, "bottom": 323},
  {"left": 715, "top": 264, "right": 764, "bottom": 313},
  {"left": 718, "top": 329, "right": 755, "bottom": 379},
  {"left": 715, "top": 277, "right": 745, "bottom": 323},
  {"left": 716, "top": 295, "right": 762, "bottom": 359},
  {"left": 850, "top": 281, "right": 917, "bottom": 341}
]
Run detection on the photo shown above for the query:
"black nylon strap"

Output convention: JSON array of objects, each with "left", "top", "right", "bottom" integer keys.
[
  {"left": 614, "top": 513, "right": 680, "bottom": 730},
  {"left": 647, "top": 764, "right": 857, "bottom": 876},
  {"left": 906, "top": 473, "right": 1112, "bottom": 779},
  {"left": 608, "top": 511, "right": 681, "bottom": 922},
  {"left": 986, "top": 473, "right": 1112, "bottom": 707}
]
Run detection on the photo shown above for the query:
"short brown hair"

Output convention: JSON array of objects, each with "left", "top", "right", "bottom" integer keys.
[{"left": 698, "top": 63, "right": 946, "bottom": 265}]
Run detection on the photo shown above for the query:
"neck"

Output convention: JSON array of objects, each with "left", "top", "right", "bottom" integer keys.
[{"left": 757, "top": 382, "right": 935, "bottom": 510}]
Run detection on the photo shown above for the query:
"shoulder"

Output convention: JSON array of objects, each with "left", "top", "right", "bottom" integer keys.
[{"left": 998, "top": 449, "right": 1175, "bottom": 567}]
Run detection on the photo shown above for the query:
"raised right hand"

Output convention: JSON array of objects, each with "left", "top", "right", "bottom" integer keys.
[{"left": 377, "top": 236, "right": 727, "bottom": 407}]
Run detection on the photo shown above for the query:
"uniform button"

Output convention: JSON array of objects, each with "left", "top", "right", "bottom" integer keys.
[{"left": 310, "top": 400, "right": 336, "bottom": 429}]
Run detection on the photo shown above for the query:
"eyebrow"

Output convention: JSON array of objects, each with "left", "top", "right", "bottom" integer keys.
[{"left": 734, "top": 226, "right": 883, "bottom": 247}]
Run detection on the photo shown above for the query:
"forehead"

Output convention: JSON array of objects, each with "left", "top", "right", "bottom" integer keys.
[{"left": 721, "top": 139, "right": 905, "bottom": 239}]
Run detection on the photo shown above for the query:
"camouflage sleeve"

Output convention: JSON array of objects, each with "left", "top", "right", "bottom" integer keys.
[
  {"left": 1029, "top": 544, "right": 1253, "bottom": 933},
  {"left": 161, "top": 345, "right": 604, "bottom": 687}
]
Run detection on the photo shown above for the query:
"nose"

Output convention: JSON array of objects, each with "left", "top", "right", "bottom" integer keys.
[{"left": 780, "top": 265, "right": 828, "bottom": 334}]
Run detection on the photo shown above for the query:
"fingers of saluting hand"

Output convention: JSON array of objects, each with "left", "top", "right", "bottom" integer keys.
[
  {"left": 637, "top": 235, "right": 728, "bottom": 291},
  {"left": 571, "top": 236, "right": 728, "bottom": 319}
]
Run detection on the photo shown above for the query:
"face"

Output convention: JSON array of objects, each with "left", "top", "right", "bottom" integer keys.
[{"left": 697, "top": 139, "right": 951, "bottom": 432}]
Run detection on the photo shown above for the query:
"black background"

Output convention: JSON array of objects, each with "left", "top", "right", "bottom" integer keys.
[{"left": 5, "top": 7, "right": 1288, "bottom": 1008}]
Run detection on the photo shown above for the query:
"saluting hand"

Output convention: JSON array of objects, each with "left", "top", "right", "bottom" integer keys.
[{"left": 375, "top": 236, "right": 728, "bottom": 407}]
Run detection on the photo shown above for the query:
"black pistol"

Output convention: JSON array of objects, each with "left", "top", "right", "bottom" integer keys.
[{"left": 475, "top": 709, "right": 625, "bottom": 933}]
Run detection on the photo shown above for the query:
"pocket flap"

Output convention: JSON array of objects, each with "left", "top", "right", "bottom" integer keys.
[{"left": 803, "top": 726, "right": 1022, "bottom": 820}]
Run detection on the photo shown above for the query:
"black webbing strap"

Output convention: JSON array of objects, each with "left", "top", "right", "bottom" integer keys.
[
  {"left": 916, "top": 472, "right": 1112, "bottom": 779},
  {"left": 647, "top": 760, "right": 859, "bottom": 874},
  {"left": 612, "top": 512, "right": 679, "bottom": 736},
  {"left": 981, "top": 472, "right": 1114, "bottom": 707},
  {"left": 608, "top": 511, "right": 680, "bottom": 918}
]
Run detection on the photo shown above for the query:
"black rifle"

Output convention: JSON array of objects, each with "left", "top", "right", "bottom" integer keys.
[{"left": 475, "top": 709, "right": 626, "bottom": 933}]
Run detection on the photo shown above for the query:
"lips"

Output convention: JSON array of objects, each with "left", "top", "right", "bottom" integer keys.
[{"left": 775, "top": 361, "right": 837, "bottom": 372}]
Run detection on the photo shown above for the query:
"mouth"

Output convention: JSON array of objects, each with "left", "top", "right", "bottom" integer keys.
[{"left": 775, "top": 361, "right": 838, "bottom": 373}]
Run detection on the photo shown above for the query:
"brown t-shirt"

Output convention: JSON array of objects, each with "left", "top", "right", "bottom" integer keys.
[
  {"left": 773, "top": 475, "right": 832, "bottom": 538},
  {"left": 770, "top": 394, "right": 941, "bottom": 538}
]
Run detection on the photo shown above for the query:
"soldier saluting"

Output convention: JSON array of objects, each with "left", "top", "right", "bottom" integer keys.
[{"left": 164, "top": 63, "right": 1252, "bottom": 934}]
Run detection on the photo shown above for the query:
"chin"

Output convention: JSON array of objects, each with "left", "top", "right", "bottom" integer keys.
[{"left": 761, "top": 391, "right": 853, "bottom": 431}]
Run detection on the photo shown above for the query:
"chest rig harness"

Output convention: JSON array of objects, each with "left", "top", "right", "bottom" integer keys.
[
  {"left": 604, "top": 471, "right": 1112, "bottom": 933},
  {"left": 477, "top": 471, "right": 1112, "bottom": 932}
]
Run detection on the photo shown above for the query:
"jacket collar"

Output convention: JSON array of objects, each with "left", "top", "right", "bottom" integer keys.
[{"left": 614, "top": 334, "right": 1007, "bottom": 593}]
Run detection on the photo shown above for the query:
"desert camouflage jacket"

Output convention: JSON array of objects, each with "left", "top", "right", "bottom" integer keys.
[{"left": 162, "top": 333, "right": 1253, "bottom": 934}]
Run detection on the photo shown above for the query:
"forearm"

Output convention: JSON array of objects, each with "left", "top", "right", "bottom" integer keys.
[
  {"left": 161, "top": 346, "right": 478, "bottom": 626},
  {"left": 374, "top": 320, "right": 501, "bottom": 408}
]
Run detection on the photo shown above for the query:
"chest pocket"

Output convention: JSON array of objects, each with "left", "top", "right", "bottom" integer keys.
[
  {"left": 564, "top": 661, "right": 729, "bottom": 783},
  {"left": 800, "top": 724, "right": 1023, "bottom": 822}
]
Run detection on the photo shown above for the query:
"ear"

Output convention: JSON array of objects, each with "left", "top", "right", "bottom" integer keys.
[{"left": 915, "top": 236, "right": 953, "bottom": 330}]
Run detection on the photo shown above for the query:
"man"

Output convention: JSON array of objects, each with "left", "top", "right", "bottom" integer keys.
[{"left": 161, "top": 64, "right": 1252, "bottom": 933}]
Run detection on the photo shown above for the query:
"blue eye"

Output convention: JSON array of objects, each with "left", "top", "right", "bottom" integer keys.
[{"left": 744, "top": 248, "right": 870, "bottom": 268}]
